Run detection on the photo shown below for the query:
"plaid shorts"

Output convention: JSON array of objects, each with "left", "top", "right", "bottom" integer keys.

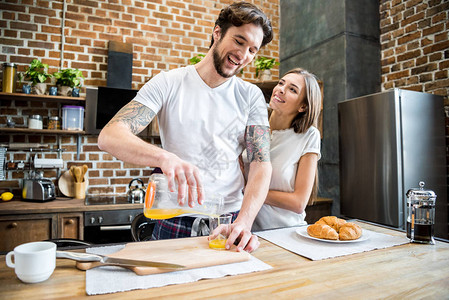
[{"left": 151, "top": 211, "right": 239, "bottom": 240}]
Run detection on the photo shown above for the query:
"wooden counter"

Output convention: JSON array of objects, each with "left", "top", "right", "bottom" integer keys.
[
  {"left": 0, "top": 198, "right": 144, "bottom": 253},
  {"left": 0, "top": 197, "right": 143, "bottom": 215},
  {"left": 1, "top": 221, "right": 448, "bottom": 299}
]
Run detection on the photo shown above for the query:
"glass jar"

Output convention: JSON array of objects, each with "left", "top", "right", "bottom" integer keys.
[
  {"left": 28, "top": 115, "right": 43, "bottom": 129},
  {"left": 2, "top": 63, "right": 17, "bottom": 93},
  {"left": 144, "top": 173, "right": 224, "bottom": 219},
  {"left": 48, "top": 116, "right": 60, "bottom": 130}
]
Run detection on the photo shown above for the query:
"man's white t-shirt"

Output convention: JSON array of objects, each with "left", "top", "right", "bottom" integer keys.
[
  {"left": 134, "top": 65, "right": 269, "bottom": 213},
  {"left": 244, "top": 126, "right": 321, "bottom": 231}
]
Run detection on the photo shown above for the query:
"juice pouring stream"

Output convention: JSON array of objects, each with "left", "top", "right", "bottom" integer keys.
[{"left": 144, "top": 173, "right": 224, "bottom": 219}]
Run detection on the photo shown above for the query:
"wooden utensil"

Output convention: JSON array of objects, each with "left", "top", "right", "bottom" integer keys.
[
  {"left": 70, "top": 166, "right": 77, "bottom": 182},
  {"left": 74, "top": 166, "right": 82, "bottom": 183},
  {"left": 82, "top": 165, "right": 88, "bottom": 181},
  {"left": 75, "top": 236, "right": 250, "bottom": 275}
]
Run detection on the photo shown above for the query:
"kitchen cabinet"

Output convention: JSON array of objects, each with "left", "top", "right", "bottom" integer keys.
[
  {"left": 0, "top": 212, "right": 83, "bottom": 253},
  {"left": 0, "top": 213, "right": 57, "bottom": 252},
  {"left": 0, "top": 198, "right": 142, "bottom": 253},
  {"left": 58, "top": 212, "right": 83, "bottom": 240},
  {"left": 305, "top": 197, "right": 332, "bottom": 223}
]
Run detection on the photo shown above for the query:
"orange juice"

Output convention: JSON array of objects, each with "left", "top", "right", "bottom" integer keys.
[
  {"left": 144, "top": 208, "right": 188, "bottom": 219},
  {"left": 144, "top": 208, "right": 219, "bottom": 220},
  {"left": 209, "top": 235, "right": 227, "bottom": 249}
]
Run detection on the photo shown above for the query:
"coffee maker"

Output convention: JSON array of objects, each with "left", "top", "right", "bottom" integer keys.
[{"left": 406, "top": 181, "right": 436, "bottom": 244}]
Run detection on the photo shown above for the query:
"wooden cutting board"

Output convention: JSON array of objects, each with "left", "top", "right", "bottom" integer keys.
[{"left": 76, "top": 236, "right": 250, "bottom": 275}]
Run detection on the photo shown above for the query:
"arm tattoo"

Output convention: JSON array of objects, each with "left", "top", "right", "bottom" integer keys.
[
  {"left": 105, "top": 100, "right": 156, "bottom": 135},
  {"left": 245, "top": 125, "right": 270, "bottom": 162}
]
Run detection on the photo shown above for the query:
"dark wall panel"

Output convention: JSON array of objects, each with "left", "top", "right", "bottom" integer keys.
[{"left": 280, "top": 0, "right": 380, "bottom": 215}]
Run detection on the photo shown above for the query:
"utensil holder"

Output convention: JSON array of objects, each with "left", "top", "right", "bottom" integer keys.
[{"left": 74, "top": 181, "right": 86, "bottom": 199}]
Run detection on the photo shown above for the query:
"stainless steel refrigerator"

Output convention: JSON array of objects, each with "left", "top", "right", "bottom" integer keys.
[{"left": 338, "top": 89, "right": 448, "bottom": 239}]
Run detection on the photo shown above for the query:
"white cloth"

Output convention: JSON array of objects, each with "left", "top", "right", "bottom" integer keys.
[
  {"left": 256, "top": 226, "right": 409, "bottom": 261},
  {"left": 244, "top": 126, "right": 321, "bottom": 231},
  {"left": 85, "top": 245, "right": 272, "bottom": 295},
  {"left": 134, "top": 65, "right": 269, "bottom": 213}
]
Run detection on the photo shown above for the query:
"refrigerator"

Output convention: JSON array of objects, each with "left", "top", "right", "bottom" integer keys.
[{"left": 338, "top": 89, "right": 448, "bottom": 239}]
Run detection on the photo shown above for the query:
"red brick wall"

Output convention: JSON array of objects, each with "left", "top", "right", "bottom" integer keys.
[
  {"left": 1, "top": 0, "right": 280, "bottom": 88},
  {"left": 379, "top": 0, "right": 449, "bottom": 187},
  {"left": 0, "top": 0, "right": 280, "bottom": 197},
  {"left": 380, "top": 0, "right": 448, "bottom": 98}
]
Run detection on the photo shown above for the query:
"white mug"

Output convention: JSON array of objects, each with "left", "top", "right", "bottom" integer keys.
[{"left": 6, "top": 241, "right": 56, "bottom": 283}]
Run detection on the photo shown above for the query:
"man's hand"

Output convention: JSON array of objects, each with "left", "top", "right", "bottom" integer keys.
[
  {"left": 159, "top": 152, "right": 204, "bottom": 207},
  {"left": 226, "top": 219, "right": 260, "bottom": 253}
]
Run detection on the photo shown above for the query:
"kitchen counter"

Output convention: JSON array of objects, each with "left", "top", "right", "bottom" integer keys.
[
  {"left": 1, "top": 221, "right": 448, "bottom": 299},
  {"left": 0, "top": 198, "right": 144, "bottom": 252},
  {"left": 0, "top": 197, "right": 143, "bottom": 215}
]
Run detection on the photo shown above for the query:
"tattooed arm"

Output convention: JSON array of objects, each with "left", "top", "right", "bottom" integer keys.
[
  {"left": 226, "top": 125, "right": 272, "bottom": 253},
  {"left": 98, "top": 100, "right": 202, "bottom": 205}
]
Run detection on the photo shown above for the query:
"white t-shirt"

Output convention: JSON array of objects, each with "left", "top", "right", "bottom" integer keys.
[
  {"left": 244, "top": 126, "right": 321, "bottom": 231},
  {"left": 134, "top": 65, "right": 269, "bottom": 213}
]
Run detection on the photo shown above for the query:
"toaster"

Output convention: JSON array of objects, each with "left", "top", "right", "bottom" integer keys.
[{"left": 22, "top": 178, "right": 56, "bottom": 202}]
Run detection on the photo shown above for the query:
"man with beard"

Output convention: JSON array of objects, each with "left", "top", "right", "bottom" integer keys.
[{"left": 98, "top": 2, "right": 273, "bottom": 252}]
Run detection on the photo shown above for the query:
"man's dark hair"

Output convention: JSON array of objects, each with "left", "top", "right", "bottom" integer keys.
[{"left": 210, "top": 1, "right": 273, "bottom": 48}]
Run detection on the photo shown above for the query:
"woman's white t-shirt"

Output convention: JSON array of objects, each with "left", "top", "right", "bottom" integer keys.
[
  {"left": 244, "top": 126, "right": 321, "bottom": 231},
  {"left": 133, "top": 65, "right": 269, "bottom": 213}
]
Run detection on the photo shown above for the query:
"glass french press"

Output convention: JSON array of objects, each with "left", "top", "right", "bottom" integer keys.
[{"left": 406, "top": 181, "right": 436, "bottom": 244}]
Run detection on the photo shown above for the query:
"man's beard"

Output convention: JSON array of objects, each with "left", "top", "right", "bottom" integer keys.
[{"left": 212, "top": 43, "right": 242, "bottom": 78}]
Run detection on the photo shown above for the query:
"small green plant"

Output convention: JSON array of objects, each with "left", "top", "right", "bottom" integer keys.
[
  {"left": 254, "top": 56, "right": 279, "bottom": 78},
  {"left": 53, "top": 68, "right": 84, "bottom": 88},
  {"left": 189, "top": 54, "right": 205, "bottom": 65},
  {"left": 20, "top": 59, "right": 52, "bottom": 85}
]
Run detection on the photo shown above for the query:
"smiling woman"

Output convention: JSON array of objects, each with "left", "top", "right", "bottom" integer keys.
[{"left": 243, "top": 68, "right": 322, "bottom": 231}]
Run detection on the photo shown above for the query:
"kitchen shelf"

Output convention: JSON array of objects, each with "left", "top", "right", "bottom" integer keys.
[
  {"left": 1, "top": 92, "right": 86, "bottom": 162},
  {"left": 0, "top": 92, "right": 85, "bottom": 104},
  {"left": 0, "top": 127, "right": 84, "bottom": 135}
]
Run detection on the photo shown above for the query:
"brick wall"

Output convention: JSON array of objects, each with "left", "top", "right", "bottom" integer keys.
[
  {"left": 379, "top": 0, "right": 449, "bottom": 187},
  {"left": 0, "top": 0, "right": 280, "bottom": 197}
]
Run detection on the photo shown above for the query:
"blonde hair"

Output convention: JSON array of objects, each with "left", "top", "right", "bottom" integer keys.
[
  {"left": 282, "top": 68, "right": 321, "bottom": 205},
  {"left": 283, "top": 68, "right": 321, "bottom": 134}
]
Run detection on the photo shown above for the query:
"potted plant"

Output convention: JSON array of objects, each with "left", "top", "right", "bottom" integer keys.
[
  {"left": 53, "top": 68, "right": 84, "bottom": 96},
  {"left": 254, "top": 56, "right": 279, "bottom": 81},
  {"left": 20, "top": 59, "right": 52, "bottom": 95},
  {"left": 188, "top": 54, "right": 205, "bottom": 65}
]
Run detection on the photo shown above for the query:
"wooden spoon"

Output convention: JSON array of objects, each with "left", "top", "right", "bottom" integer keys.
[
  {"left": 70, "top": 166, "right": 77, "bottom": 182},
  {"left": 82, "top": 165, "right": 88, "bottom": 182},
  {"left": 74, "top": 166, "right": 82, "bottom": 183}
]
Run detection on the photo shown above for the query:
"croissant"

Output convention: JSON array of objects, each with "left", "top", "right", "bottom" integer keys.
[
  {"left": 307, "top": 223, "right": 339, "bottom": 240},
  {"left": 316, "top": 216, "right": 347, "bottom": 232},
  {"left": 339, "top": 223, "right": 362, "bottom": 240}
]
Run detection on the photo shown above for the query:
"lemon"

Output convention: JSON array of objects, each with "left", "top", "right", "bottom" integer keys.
[{"left": 1, "top": 192, "right": 14, "bottom": 201}]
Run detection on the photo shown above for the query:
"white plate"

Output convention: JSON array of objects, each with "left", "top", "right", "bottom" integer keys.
[{"left": 296, "top": 225, "right": 369, "bottom": 243}]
